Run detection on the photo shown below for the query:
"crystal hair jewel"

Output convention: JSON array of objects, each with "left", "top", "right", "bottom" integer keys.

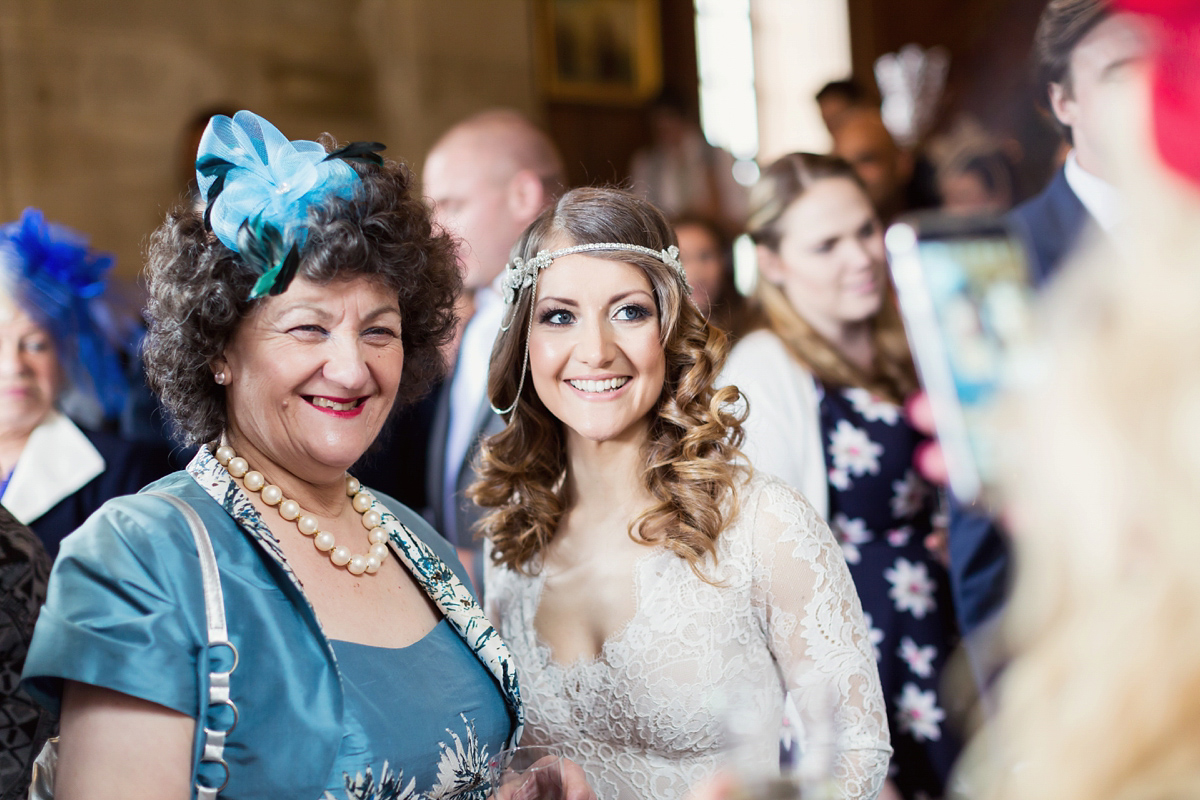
[
  {"left": 195, "top": 111, "right": 385, "bottom": 300},
  {"left": 500, "top": 243, "right": 688, "bottom": 306},
  {"left": 0, "top": 208, "right": 128, "bottom": 417}
]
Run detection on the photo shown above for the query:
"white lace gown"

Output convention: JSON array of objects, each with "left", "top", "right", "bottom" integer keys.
[{"left": 485, "top": 472, "right": 891, "bottom": 800}]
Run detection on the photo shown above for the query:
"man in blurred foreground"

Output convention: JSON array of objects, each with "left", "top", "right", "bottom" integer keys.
[{"left": 943, "top": 0, "right": 1148, "bottom": 678}]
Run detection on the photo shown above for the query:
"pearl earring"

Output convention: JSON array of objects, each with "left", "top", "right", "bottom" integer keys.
[{"left": 214, "top": 371, "right": 227, "bottom": 385}]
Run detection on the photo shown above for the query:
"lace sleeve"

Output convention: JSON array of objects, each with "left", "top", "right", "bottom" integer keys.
[{"left": 746, "top": 475, "right": 891, "bottom": 800}]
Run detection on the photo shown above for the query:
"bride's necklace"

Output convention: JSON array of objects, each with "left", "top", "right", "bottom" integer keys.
[{"left": 215, "top": 444, "right": 390, "bottom": 576}]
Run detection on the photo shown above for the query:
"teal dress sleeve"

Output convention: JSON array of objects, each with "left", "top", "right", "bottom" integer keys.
[{"left": 23, "top": 493, "right": 206, "bottom": 718}]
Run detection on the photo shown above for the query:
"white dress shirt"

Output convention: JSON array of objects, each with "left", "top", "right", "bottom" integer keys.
[
  {"left": 442, "top": 284, "right": 505, "bottom": 541},
  {"left": 1064, "top": 151, "right": 1122, "bottom": 235}
]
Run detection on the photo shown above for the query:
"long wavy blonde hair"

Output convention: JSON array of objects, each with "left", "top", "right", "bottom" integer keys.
[
  {"left": 746, "top": 153, "right": 917, "bottom": 404},
  {"left": 470, "top": 187, "right": 746, "bottom": 576}
]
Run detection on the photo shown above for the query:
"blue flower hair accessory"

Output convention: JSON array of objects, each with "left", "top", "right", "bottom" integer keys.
[
  {"left": 0, "top": 208, "right": 128, "bottom": 417},
  {"left": 195, "top": 110, "right": 385, "bottom": 299}
]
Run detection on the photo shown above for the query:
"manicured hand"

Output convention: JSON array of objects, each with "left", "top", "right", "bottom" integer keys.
[{"left": 492, "top": 756, "right": 596, "bottom": 800}]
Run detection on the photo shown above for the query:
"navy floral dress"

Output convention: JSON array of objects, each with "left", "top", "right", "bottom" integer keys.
[{"left": 817, "top": 384, "right": 960, "bottom": 800}]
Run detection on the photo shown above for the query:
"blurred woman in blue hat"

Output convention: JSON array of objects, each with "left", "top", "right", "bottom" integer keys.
[{"left": 0, "top": 209, "right": 171, "bottom": 558}]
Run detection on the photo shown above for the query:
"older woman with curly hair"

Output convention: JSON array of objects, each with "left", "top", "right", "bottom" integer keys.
[
  {"left": 471, "top": 187, "right": 890, "bottom": 800},
  {"left": 18, "top": 111, "right": 571, "bottom": 800}
]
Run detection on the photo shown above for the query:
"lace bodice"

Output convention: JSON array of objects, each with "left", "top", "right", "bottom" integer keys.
[{"left": 485, "top": 472, "right": 890, "bottom": 800}]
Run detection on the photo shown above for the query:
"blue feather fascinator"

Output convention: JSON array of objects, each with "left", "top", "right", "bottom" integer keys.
[
  {"left": 0, "top": 208, "right": 128, "bottom": 417},
  {"left": 195, "top": 110, "right": 384, "bottom": 299}
]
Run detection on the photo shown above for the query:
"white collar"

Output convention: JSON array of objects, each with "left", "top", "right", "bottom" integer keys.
[
  {"left": 4, "top": 411, "right": 106, "bottom": 524},
  {"left": 483, "top": 270, "right": 510, "bottom": 304},
  {"left": 1064, "top": 151, "right": 1122, "bottom": 234},
  {"left": 462, "top": 282, "right": 506, "bottom": 358},
  {"left": 474, "top": 282, "right": 504, "bottom": 319}
]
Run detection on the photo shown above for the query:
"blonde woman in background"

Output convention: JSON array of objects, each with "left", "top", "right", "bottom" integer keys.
[{"left": 722, "top": 153, "right": 960, "bottom": 800}]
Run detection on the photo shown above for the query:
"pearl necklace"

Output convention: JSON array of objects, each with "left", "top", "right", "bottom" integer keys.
[{"left": 214, "top": 445, "right": 390, "bottom": 576}]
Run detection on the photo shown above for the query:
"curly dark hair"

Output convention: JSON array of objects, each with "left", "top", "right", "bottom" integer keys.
[
  {"left": 470, "top": 187, "right": 746, "bottom": 578},
  {"left": 143, "top": 138, "right": 461, "bottom": 446}
]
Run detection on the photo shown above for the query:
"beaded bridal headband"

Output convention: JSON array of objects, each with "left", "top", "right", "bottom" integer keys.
[
  {"left": 491, "top": 242, "right": 690, "bottom": 416},
  {"left": 500, "top": 242, "right": 687, "bottom": 307}
]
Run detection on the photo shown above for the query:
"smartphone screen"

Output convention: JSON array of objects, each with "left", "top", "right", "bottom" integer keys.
[{"left": 886, "top": 215, "right": 1034, "bottom": 503}]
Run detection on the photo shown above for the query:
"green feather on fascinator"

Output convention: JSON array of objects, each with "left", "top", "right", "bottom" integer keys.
[{"left": 195, "top": 111, "right": 385, "bottom": 299}]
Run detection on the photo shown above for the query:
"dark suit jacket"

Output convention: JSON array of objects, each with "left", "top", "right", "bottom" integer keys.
[
  {"left": 1008, "top": 167, "right": 1092, "bottom": 289},
  {"left": 425, "top": 385, "right": 505, "bottom": 551},
  {"left": 947, "top": 168, "right": 1094, "bottom": 641},
  {"left": 353, "top": 391, "right": 439, "bottom": 513},
  {"left": 0, "top": 504, "right": 51, "bottom": 800},
  {"left": 27, "top": 431, "right": 172, "bottom": 560}
]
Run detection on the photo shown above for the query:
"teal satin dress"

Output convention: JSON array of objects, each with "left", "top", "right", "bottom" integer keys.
[{"left": 22, "top": 446, "right": 522, "bottom": 800}]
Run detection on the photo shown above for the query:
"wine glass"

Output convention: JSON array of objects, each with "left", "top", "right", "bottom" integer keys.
[
  {"left": 487, "top": 745, "right": 565, "bottom": 800},
  {"left": 722, "top": 685, "right": 842, "bottom": 800}
]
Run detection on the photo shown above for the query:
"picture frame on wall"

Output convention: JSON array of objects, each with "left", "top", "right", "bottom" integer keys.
[{"left": 535, "top": 0, "right": 663, "bottom": 104}]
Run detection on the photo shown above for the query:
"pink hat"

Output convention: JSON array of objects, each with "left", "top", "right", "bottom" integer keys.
[{"left": 1118, "top": 0, "right": 1200, "bottom": 186}]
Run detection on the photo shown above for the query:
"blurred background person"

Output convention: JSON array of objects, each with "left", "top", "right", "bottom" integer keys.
[
  {"left": 944, "top": 0, "right": 1149, "bottom": 670},
  {"left": 930, "top": 124, "right": 1020, "bottom": 215},
  {"left": 671, "top": 214, "right": 749, "bottom": 340},
  {"left": 955, "top": 3, "right": 1200, "bottom": 797},
  {"left": 1009, "top": 0, "right": 1144, "bottom": 284},
  {"left": 0, "top": 209, "right": 171, "bottom": 559},
  {"left": 723, "top": 153, "right": 960, "bottom": 800},
  {"left": 816, "top": 78, "right": 871, "bottom": 137},
  {"left": 422, "top": 109, "right": 565, "bottom": 580},
  {"left": 629, "top": 90, "right": 748, "bottom": 233},
  {"left": 938, "top": 150, "right": 1018, "bottom": 215},
  {"left": 832, "top": 106, "right": 941, "bottom": 223}
]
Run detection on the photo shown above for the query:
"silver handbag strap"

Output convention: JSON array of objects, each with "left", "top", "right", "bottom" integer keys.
[{"left": 146, "top": 492, "right": 237, "bottom": 800}]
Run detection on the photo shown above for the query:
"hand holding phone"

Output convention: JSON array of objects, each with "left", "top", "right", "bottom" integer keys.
[{"left": 886, "top": 214, "right": 1035, "bottom": 504}]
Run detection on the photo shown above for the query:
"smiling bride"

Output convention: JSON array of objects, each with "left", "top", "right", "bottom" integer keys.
[{"left": 471, "top": 187, "right": 891, "bottom": 800}]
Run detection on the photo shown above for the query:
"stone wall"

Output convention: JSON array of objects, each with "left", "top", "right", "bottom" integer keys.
[{"left": 0, "top": 0, "right": 538, "bottom": 279}]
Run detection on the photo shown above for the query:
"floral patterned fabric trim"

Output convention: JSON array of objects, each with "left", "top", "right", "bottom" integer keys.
[
  {"left": 185, "top": 446, "right": 524, "bottom": 748},
  {"left": 326, "top": 715, "right": 494, "bottom": 800}
]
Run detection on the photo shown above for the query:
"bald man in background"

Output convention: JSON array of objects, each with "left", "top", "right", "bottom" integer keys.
[{"left": 423, "top": 110, "right": 565, "bottom": 577}]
